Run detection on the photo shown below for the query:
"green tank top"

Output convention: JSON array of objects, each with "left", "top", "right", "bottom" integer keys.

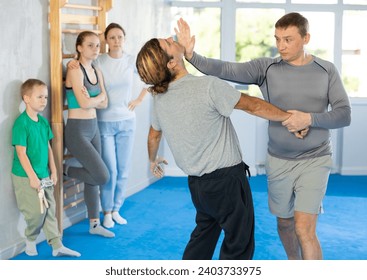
[{"left": 65, "top": 64, "right": 102, "bottom": 109}]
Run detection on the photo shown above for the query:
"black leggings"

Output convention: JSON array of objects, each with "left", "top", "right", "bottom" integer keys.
[
  {"left": 65, "top": 118, "right": 109, "bottom": 219},
  {"left": 184, "top": 162, "right": 255, "bottom": 260}
]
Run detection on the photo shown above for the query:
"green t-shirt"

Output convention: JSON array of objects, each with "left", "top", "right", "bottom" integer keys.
[{"left": 12, "top": 111, "right": 53, "bottom": 178}]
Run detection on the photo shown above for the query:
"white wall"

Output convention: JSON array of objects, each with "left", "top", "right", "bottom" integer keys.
[{"left": 0, "top": 0, "right": 51, "bottom": 260}]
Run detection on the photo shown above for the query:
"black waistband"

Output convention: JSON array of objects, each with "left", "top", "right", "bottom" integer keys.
[{"left": 189, "top": 161, "right": 251, "bottom": 180}]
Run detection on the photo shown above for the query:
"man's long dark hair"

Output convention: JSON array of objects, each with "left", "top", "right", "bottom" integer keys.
[{"left": 136, "top": 38, "right": 174, "bottom": 94}]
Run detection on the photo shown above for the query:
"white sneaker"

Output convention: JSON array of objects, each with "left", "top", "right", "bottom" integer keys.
[
  {"left": 103, "top": 213, "right": 115, "bottom": 228},
  {"left": 25, "top": 240, "right": 38, "bottom": 256},
  {"left": 112, "top": 212, "right": 127, "bottom": 225},
  {"left": 89, "top": 224, "right": 115, "bottom": 238}
]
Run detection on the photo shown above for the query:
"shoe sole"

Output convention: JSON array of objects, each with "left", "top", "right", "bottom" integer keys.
[
  {"left": 89, "top": 231, "right": 115, "bottom": 238},
  {"left": 25, "top": 251, "right": 38, "bottom": 256}
]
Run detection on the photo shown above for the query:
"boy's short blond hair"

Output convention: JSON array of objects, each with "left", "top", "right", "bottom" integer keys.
[{"left": 21, "top": 79, "right": 46, "bottom": 100}]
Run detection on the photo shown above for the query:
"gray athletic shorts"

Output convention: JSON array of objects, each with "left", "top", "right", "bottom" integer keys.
[{"left": 265, "top": 154, "right": 332, "bottom": 218}]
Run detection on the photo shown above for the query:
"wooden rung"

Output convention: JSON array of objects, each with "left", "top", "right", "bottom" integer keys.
[
  {"left": 61, "top": 14, "right": 98, "bottom": 25},
  {"left": 63, "top": 105, "right": 68, "bottom": 110},
  {"left": 63, "top": 154, "right": 73, "bottom": 160},
  {"left": 62, "top": 29, "right": 103, "bottom": 35},
  {"left": 64, "top": 3, "right": 102, "bottom": 11},
  {"left": 63, "top": 177, "right": 82, "bottom": 186},
  {"left": 64, "top": 183, "right": 84, "bottom": 199},
  {"left": 63, "top": 198, "right": 85, "bottom": 210},
  {"left": 63, "top": 53, "right": 76, "bottom": 59}
]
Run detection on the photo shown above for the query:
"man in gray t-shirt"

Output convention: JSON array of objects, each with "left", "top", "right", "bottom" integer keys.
[
  {"left": 176, "top": 12, "right": 351, "bottom": 260},
  {"left": 136, "top": 37, "right": 297, "bottom": 260}
]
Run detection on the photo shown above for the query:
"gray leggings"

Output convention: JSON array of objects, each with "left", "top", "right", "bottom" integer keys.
[{"left": 65, "top": 118, "right": 109, "bottom": 219}]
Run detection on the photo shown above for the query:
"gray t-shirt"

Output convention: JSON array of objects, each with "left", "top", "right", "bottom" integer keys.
[
  {"left": 151, "top": 74, "right": 242, "bottom": 176},
  {"left": 189, "top": 53, "right": 351, "bottom": 160}
]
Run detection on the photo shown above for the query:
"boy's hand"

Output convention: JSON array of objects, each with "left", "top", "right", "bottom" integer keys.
[
  {"left": 50, "top": 173, "right": 58, "bottom": 186},
  {"left": 29, "top": 177, "right": 41, "bottom": 191}
]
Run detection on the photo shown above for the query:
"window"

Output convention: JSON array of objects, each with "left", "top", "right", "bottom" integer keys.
[
  {"left": 170, "top": 7, "right": 221, "bottom": 75},
  {"left": 236, "top": 8, "right": 284, "bottom": 96},
  {"left": 236, "top": 9, "right": 284, "bottom": 62},
  {"left": 301, "top": 12, "right": 335, "bottom": 62},
  {"left": 342, "top": 10, "right": 367, "bottom": 97},
  {"left": 168, "top": 0, "right": 367, "bottom": 97}
]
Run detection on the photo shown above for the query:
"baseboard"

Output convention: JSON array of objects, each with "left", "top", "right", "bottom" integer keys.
[
  {"left": 340, "top": 167, "right": 367, "bottom": 175},
  {"left": 63, "top": 207, "right": 87, "bottom": 228},
  {"left": 126, "top": 177, "right": 158, "bottom": 197},
  {"left": 0, "top": 238, "right": 26, "bottom": 260}
]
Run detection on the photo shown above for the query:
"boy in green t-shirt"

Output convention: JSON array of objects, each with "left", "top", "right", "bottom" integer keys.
[{"left": 11, "top": 78, "right": 80, "bottom": 257}]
